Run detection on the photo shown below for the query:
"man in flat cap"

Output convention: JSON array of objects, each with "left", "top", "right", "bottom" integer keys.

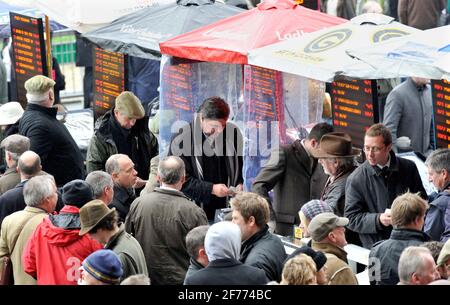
[
  {"left": 309, "top": 212, "right": 358, "bottom": 285},
  {"left": 18, "top": 75, "right": 85, "bottom": 186},
  {"left": 86, "top": 91, "right": 158, "bottom": 191},
  {"left": 0, "top": 134, "right": 29, "bottom": 194}
]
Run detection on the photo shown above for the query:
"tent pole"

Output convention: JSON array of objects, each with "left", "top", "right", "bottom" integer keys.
[{"left": 45, "top": 15, "right": 52, "bottom": 77}]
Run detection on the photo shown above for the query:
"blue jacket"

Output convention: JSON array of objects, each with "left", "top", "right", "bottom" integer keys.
[{"left": 424, "top": 189, "right": 450, "bottom": 242}]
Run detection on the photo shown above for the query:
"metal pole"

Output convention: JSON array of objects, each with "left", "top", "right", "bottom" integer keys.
[{"left": 45, "top": 15, "right": 52, "bottom": 77}]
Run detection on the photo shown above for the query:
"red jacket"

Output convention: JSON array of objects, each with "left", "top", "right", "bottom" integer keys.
[{"left": 22, "top": 206, "right": 102, "bottom": 285}]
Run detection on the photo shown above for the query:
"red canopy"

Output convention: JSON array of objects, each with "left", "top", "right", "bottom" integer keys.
[{"left": 159, "top": 0, "right": 345, "bottom": 64}]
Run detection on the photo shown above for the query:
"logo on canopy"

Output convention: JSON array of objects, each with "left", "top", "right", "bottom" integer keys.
[
  {"left": 304, "top": 29, "right": 352, "bottom": 53},
  {"left": 372, "top": 29, "right": 410, "bottom": 43}
]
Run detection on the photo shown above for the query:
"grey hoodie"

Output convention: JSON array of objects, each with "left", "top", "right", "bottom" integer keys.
[{"left": 205, "top": 221, "right": 241, "bottom": 261}]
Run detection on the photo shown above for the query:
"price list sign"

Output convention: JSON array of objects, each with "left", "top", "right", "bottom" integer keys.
[
  {"left": 10, "top": 12, "right": 47, "bottom": 108},
  {"left": 295, "top": 0, "right": 320, "bottom": 10},
  {"left": 330, "top": 79, "right": 378, "bottom": 148},
  {"left": 431, "top": 79, "right": 450, "bottom": 148},
  {"left": 93, "top": 47, "right": 127, "bottom": 120}
]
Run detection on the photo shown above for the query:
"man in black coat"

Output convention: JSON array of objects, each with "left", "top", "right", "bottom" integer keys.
[
  {"left": 345, "top": 123, "right": 427, "bottom": 249},
  {"left": 252, "top": 122, "right": 333, "bottom": 236},
  {"left": 19, "top": 75, "right": 84, "bottom": 186},
  {"left": 168, "top": 97, "right": 243, "bottom": 222},
  {"left": 369, "top": 192, "right": 430, "bottom": 285},
  {"left": 230, "top": 192, "right": 286, "bottom": 282}
]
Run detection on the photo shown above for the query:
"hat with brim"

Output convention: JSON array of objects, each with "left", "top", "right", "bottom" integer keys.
[
  {"left": 79, "top": 199, "right": 116, "bottom": 235},
  {"left": 311, "top": 132, "right": 361, "bottom": 158},
  {"left": 308, "top": 212, "right": 349, "bottom": 242},
  {"left": 0, "top": 102, "right": 24, "bottom": 125}
]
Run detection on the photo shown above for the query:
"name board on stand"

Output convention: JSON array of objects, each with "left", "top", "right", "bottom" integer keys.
[
  {"left": 330, "top": 79, "right": 379, "bottom": 148},
  {"left": 431, "top": 79, "right": 450, "bottom": 148},
  {"left": 243, "top": 65, "right": 284, "bottom": 191},
  {"left": 93, "top": 47, "right": 127, "bottom": 121},
  {"left": 10, "top": 12, "right": 47, "bottom": 108},
  {"left": 295, "top": 0, "right": 320, "bottom": 10}
]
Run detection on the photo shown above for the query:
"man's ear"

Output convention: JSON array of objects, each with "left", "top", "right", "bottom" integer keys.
[
  {"left": 156, "top": 174, "right": 161, "bottom": 183},
  {"left": 310, "top": 139, "right": 319, "bottom": 149}
]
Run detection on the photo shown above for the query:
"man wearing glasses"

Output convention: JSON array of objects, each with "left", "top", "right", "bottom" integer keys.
[{"left": 344, "top": 123, "right": 427, "bottom": 249}]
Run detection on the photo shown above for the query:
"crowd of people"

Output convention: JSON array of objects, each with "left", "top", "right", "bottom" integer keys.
[{"left": 0, "top": 0, "right": 449, "bottom": 287}]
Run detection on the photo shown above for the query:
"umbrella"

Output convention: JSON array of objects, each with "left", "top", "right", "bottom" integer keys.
[
  {"left": 1, "top": 0, "right": 174, "bottom": 33},
  {"left": 0, "top": 1, "right": 65, "bottom": 38},
  {"left": 247, "top": 13, "right": 421, "bottom": 82},
  {"left": 83, "top": 0, "right": 244, "bottom": 60},
  {"left": 159, "top": 0, "right": 345, "bottom": 64},
  {"left": 347, "top": 25, "right": 450, "bottom": 81}
]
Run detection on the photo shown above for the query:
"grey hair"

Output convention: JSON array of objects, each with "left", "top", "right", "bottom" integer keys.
[
  {"left": 23, "top": 175, "right": 55, "bottom": 208},
  {"left": 105, "top": 154, "right": 129, "bottom": 175},
  {"left": 85, "top": 171, "right": 114, "bottom": 199},
  {"left": 158, "top": 156, "right": 185, "bottom": 185},
  {"left": 425, "top": 148, "right": 450, "bottom": 173},
  {"left": 186, "top": 225, "right": 209, "bottom": 259},
  {"left": 8, "top": 151, "right": 20, "bottom": 162},
  {"left": 398, "top": 246, "right": 432, "bottom": 284}
]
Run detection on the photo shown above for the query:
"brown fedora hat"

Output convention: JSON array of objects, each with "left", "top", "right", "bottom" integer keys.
[
  {"left": 311, "top": 132, "right": 361, "bottom": 158},
  {"left": 79, "top": 199, "right": 116, "bottom": 235}
]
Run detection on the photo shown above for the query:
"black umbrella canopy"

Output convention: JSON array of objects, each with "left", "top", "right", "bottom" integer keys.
[{"left": 83, "top": 0, "right": 244, "bottom": 60}]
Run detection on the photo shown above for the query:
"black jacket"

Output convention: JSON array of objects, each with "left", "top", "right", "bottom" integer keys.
[
  {"left": 240, "top": 225, "right": 286, "bottom": 282},
  {"left": 344, "top": 151, "right": 427, "bottom": 249},
  {"left": 184, "top": 258, "right": 268, "bottom": 285},
  {"left": 111, "top": 185, "right": 136, "bottom": 223},
  {"left": 168, "top": 118, "right": 243, "bottom": 221},
  {"left": 19, "top": 104, "right": 85, "bottom": 186},
  {"left": 369, "top": 228, "right": 430, "bottom": 285}
]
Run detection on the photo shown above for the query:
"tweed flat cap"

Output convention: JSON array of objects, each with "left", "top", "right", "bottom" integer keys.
[{"left": 115, "top": 91, "right": 145, "bottom": 119}]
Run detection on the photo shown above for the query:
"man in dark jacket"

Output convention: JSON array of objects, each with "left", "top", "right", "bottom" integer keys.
[
  {"left": 125, "top": 156, "right": 208, "bottom": 285},
  {"left": 19, "top": 75, "right": 84, "bottom": 186},
  {"left": 168, "top": 97, "right": 243, "bottom": 222},
  {"left": 184, "top": 221, "right": 268, "bottom": 285},
  {"left": 369, "top": 192, "right": 430, "bottom": 285},
  {"left": 184, "top": 225, "right": 209, "bottom": 284},
  {"left": 105, "top": 154, "right": 138, "bottom": 222},
  {"left": 252, "top": 122, "right": 333, "bottom": 236},
  {"left": 230, "top": 192, "right": 286, "bottom": 282},
  {"left": 86, "top": 91, "right": 158, "bottom": 191},
  {"left": 345, "top": 123, "right": 427, "bottom": 249},
  {"left": 424, "top": 148, "right": 450, "bottom": 242}
]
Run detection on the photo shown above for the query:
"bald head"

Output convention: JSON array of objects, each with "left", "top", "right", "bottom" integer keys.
[
  {"left": 18, "top": 151, "right": 42, "bottom": 179},
  {"left": 158, "top": 156, "right": 185, "bottom": 187}
]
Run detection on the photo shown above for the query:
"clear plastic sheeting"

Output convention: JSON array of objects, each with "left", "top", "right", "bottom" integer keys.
[
  {"left": 62, "top": 109, "right": 94, "bottom": 157},
  {"left": 242, "top": 65, "right": 324, "bottom": 190},
  {"left": 159, "top": 55, "right": 243, "bottom": 154}
]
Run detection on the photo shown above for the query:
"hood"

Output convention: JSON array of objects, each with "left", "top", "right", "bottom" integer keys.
[
  {"left": 205, "top": 221, "right": 241, "bottom": 261},
  {"left": 40, "top": 217, "right": 85, "bottom": 247}
]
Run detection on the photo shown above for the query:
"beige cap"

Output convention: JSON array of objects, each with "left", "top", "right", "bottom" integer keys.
[
  {"left": 437, "top": 239, "right": 450, "bottom": 266},
  {"left": 24, "top": 75, "right": 55, "bottom": 102},
  {"left": 115, "top": 91, "right": 145, "bottom": 119},
  {"left": 0, "top": 102, "right": 24, "bottom": 125},
  {"left": 308, "top": 212, "right": 349, "bottom": 242}
]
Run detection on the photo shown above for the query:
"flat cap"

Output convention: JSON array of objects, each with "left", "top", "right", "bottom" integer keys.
[
  {"left": 115, "top": 91, "right": 145, "bottom": 119},
  {"left": 308, "top": 212, "right": 349, "bottom": 242},
  {"left": 24, "top": 75, "right": 55, "bottom": 95}
]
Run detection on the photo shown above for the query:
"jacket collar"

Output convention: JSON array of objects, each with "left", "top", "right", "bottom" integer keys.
[
  {"left": 208, "top": 258, "right": 242, "bottom": 268},
  {"left": 367, "top": 150, "right": 399, "bottom": 176},
  {"left": 24, "top": 206, "right": 49, "bottom": 214},
  {"left": 49, "top": 205, "right": 81, "bottom": 229},
  {"left": 312, "top": 241, "right": 348, "bottom": 262},
  {"left": 242, "top": 224, "right": 269, "bottom": 248},
  {"left": 26, "top": 103, "right": 57, "bottom": 117},
  {"left": 105, "top": 225, "right": 126, "bottom": 249},
  {"left": 3, "top": 167, "right": 17, "bottom": 175},
  {"left": 155, "top": 187, "right": 188, "bottom": 198},
  {"left": 189, "top": 257, "right": 205, "bottom": 271},
  {"left": 389, "top": 228, "right": 430, "bottom": 241},
  {"left": 114, "top": 184, "right": 135, "bottom": 204}
]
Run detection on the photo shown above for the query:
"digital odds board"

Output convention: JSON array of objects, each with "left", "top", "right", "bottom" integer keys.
[
  {"left": 93, "top": 47, "right": 127, "bottom": 120},
  {"left": 10, "top": 12, "right": 47, "bottom": 108},
  {"left": 330, "top": 79, "right": 379, "bottom": 148},
  {"left": 432, "top": 79, "right": 450, "bottom": 148}
]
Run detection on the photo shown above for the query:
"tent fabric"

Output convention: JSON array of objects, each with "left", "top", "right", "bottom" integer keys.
[
  {"left": 83, "top": 0, "right": 244, "bottom": 60},
  {"left": 1, "top": 0, "right": 175, "bottom": 33},
  {"left": 247, "top": 13, "right": 421, "bottom": 82},
  {"left": 159, "top": 0, "right": 345, "bottom": 64},
  {"left": 347, "top": 24, "right": 450, "bottom": 81}
]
